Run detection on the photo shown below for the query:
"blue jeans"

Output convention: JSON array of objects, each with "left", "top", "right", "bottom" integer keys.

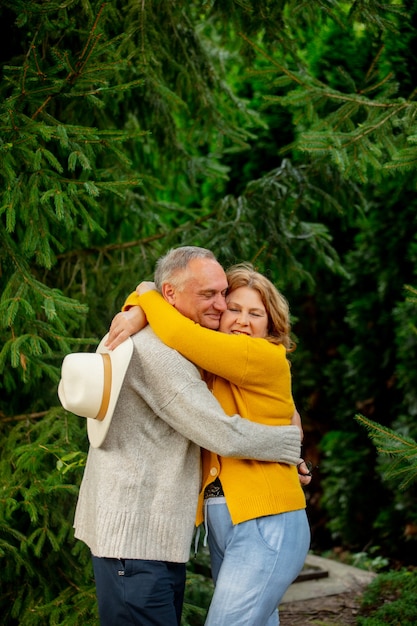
[
  {"left": 92, "top": 556, "right": 186, "bottom": 625},
  {"left": 204, "top": 502, "right": 310, "bottom": 626}
]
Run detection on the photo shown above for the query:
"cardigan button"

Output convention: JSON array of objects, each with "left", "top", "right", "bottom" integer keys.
[{"left": 209, "top": 467, "right": 218, "bottom": 476}]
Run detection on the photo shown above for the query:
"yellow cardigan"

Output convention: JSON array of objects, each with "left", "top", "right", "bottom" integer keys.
[{"left": 124, "top": 291, "right": 306, "bottom": 525}]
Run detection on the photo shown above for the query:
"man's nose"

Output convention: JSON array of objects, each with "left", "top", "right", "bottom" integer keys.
[{"left": 213, "top": 294, "right": 227, "bottom": 311}]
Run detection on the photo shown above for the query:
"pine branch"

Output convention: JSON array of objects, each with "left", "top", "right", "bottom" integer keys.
[
  {"left": 355, "top": 414, "right": 417, "bottom": 489},
  {"left": 0, "top": 410, "right": 48, "bottom": 423}
]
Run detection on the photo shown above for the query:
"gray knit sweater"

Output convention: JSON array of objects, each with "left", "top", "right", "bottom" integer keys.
[{"left": 73, "top": 328, "right": 301, "bottom": 563}]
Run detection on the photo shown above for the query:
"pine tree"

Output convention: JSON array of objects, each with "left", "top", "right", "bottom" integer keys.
[
  {"left": 2, "top": 0, "right": 417, "bottom": 621},
  {"left": 356, "top": 414, "right": 417, "bottom": 489},
  {"left": 1, "top": 1, "right": 334, "bottom": 621}
]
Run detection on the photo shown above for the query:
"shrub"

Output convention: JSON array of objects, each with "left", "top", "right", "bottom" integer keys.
[{"left": 357, "top": 569, "right": 417, "bottom": 625}]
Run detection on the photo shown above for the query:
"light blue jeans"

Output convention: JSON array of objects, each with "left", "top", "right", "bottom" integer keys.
[{"left": 204, "top": 500, "right": 310, "bottom": 626}]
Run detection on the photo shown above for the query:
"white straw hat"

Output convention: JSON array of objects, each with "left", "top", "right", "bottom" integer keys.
[{"left": 58, "top": 333, "right": 133, "bottom": 448}]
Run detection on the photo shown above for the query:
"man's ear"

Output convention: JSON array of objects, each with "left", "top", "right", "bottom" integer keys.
[{"left": 161, "top": 282, "right": 176, "bottom": 305}]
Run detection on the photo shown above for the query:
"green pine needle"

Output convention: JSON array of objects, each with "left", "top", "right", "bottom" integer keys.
[{"left": 355, "top": 414, "right": 417, "bottom": 489}]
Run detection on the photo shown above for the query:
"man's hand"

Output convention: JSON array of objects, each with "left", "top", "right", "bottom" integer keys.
[
  {"left": 105, "top": 307, "right": 147, "bottom": 350},
  {"left": 297, "top": 459, "right": 312, "bottom": 487},
  {"left": 291, "top": 409, "right": 311, "bottom": 484}
]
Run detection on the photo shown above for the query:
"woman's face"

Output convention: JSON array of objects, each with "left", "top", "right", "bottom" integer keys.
[{"left": 219, "top": 286, "right": 269, "bottom": 338}]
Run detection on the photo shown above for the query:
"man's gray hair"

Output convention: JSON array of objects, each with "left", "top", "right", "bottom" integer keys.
[{"left": 154, "top": 246, "right": 217, "bottom": 291}]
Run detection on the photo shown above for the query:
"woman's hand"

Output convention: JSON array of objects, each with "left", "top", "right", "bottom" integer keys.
[
  {"left": 291, "top": 408, "right": 304, "bottom": 442},
  {"left": 105, "top": 307, "right": 147, "bottom": 350},
  {"left": 136, "top": 281, "right": 156, "bottom": 295}
]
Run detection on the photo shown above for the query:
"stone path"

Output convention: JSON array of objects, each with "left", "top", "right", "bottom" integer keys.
[{"left": 279, "top": 554, "right": 377, "bottom": 625}]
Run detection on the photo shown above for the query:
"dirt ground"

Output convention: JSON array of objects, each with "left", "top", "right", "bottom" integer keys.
[{"left": 280, "top": 590, "right": 364, "bottom": 626}]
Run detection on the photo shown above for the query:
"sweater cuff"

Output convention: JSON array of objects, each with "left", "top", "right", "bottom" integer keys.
[{"left": 275, "top": 425, "right": 302, "bottom": 466}]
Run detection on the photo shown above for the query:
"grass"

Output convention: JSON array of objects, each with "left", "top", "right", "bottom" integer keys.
[{"left": 357, "top": 568, "right": 417, "bottom": 625}]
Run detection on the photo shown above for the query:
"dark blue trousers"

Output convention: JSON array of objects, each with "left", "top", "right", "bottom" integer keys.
[{"left": 92, "top": 556, "right": 186, "bottom": 625}]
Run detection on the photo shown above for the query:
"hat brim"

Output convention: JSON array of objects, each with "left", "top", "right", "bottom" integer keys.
[{"left": 86, "top": 334, "right": 133, "bottom": 448}]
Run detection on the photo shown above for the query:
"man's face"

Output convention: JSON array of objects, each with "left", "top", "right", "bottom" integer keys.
[{"left": 163, "top": 258, "right": 228, "bottom": 329}]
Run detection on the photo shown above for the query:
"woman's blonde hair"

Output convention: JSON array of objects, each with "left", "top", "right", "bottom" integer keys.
[{"left": 225, "top": 263, "right": 294, "bottom": 351}]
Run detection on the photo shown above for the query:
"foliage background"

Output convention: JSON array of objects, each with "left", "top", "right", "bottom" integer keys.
[{"left": 1, "top": 0, "right": 417, "bottom": 623}]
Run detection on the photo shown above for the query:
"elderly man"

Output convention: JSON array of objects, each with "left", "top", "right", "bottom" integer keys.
[{"left": 74, "top": 246, "right": 304, "bottom": 626}]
